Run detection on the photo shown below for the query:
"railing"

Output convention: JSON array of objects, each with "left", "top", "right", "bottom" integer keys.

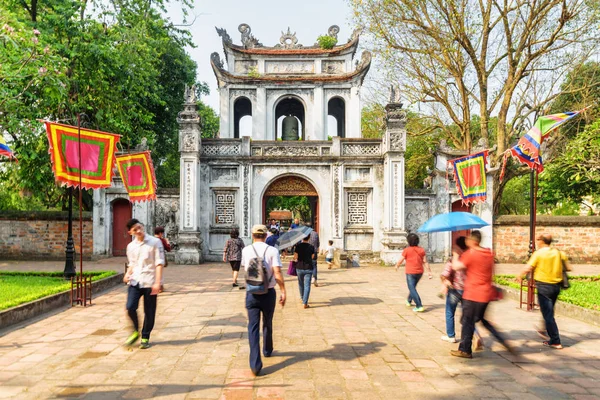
[{"left": 199, "top": 138, "right": 383, "bottom": 158}]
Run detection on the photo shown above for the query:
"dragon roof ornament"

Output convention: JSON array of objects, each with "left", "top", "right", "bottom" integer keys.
[{"left": 238, "top": 24, "right": 262, "bottom": 49}]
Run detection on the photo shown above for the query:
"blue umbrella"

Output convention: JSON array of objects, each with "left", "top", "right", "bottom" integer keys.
[
  {"left": 417, "top": 212, "right": 489, "bottom": 233},
  {"left": 275, "top": 226, "right": 313, "bottom": 250}
]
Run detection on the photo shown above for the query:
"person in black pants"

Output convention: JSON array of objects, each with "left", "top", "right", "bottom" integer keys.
[
  {"left": 518, "top": 234, "right": 569, "bottom": 349},
  {"left": 241, "top": 225, "right": 286, "bottom": 376},
  {"left": 124, "top": 219, "right": 165, "bottom": 349}
]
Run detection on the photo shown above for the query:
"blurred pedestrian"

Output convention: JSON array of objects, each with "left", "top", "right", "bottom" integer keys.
[
  {"left": 396, "top": 233, "right": 432, "bottom": 312},
  {"left": 223, "top": 229, "right": 245, "bottom": 288},
  {"left": 450, "top": 230, "right": 513, "bottom": 358},
  {"left": 154, "top": 226, "right": 171, "bottom": 292},
  {"left": 518, "top": 233, "right": 569, "bottom": 349},
  {"left": 124, "top": 219, "right": 164, "bottom": 349}
]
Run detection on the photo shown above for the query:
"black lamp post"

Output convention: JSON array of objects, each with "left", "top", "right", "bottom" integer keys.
[{"left": 64, "top": 186, "right": 76, "bottom": 279}]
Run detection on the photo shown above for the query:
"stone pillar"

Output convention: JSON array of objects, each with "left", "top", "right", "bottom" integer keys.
[
  {"left": 347, "top": 87, "right": 361, "bottom": 138},
  {"left": 219, "top": 87, "right": 230, "bottom": 138},
  {"left": 255, "top": 87, "right": 267, "bottom": 140},
  {"left": 380, "top": 97, "right": 408, "bottom": 264},
  {"left": 176, "top": 86, "right": 204, "bottom": 264},
  {"left": 313, "top": 86, "right": 325, "bottom": 140}
]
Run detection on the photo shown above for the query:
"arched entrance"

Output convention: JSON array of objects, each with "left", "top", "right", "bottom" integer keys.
[
  {"left": 112, "top": 198, "right": 132, "bottom": 256},
  {"left": 262, "top": 176, "right": 319, "bottom": 232}
]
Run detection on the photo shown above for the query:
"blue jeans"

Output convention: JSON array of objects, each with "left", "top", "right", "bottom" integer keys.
[
  {"left": 312, "top": 259, "right": 318, "bottom": 281},
  {"left": 536, "top": 281, "right": 561, "bottom": 345},
  {"left": 445, "top": 289, "right": 463, "bottom": 338},
  {"left": 246, "top": 288, "right": 276, "bottom": 375},
  {"left": 406, "top": 273, "right": 423, "bottom": 308},
  {"left": 126, "top": 284, "right": 157, "bottom": 340},
  {"left": 297, "top": 269, "right": 313, "bottom": 305}
]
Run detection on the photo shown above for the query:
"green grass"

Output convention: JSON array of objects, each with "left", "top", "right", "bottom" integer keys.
[
  {"left": 494, "top": 274, "right": 600, "bottom": 311},
  {"left": 0, "top": 271, "right": 117, "bottom": 311}
]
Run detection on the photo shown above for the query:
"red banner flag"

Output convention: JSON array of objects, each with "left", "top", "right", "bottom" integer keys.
[
  {"left": 448, "top": 151, "right": 489, "bottom": 205},
  {"left": 115, "top": 151, "right": 157, "bottom": 203},
  {"left": 44, "top": 121, "right": 120, "bottom": 189}
]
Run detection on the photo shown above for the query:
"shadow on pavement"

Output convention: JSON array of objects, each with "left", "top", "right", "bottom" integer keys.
[{"left": 261, "top": 341, "right": 386, "bottom": 375}]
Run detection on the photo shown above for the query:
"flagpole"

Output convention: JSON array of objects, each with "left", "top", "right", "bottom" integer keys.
[
  {"left": 527, "top": 169, "right": 537, "bottom": 311},
  {"left": 77, "top": 113, "right": 85, "bottom": 306}
]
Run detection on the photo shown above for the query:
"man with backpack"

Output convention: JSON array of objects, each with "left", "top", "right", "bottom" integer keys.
[{"left": 241, "top": 224, "right": 286, "bottom": 376}]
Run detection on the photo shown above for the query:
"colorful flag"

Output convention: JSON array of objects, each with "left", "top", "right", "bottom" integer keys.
[
  {"left": 509, "top": 109, "right": 587, "bottom": 172},
  {"left": 44, "top": 121, "right": 120, "bottom": 189},
  {"left": 115, "top": 151, "right": 157, "bottom": 203},
  {"left": 448, "top": 151, "right": 489, "bottom": 205},
  {"left": 0, "top": 135, "right": 16, "bottom": 160}
]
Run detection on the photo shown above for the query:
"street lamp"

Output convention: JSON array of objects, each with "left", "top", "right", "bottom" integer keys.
[{"left": 64, "top": 186, "right": 76, "bottom": 279}]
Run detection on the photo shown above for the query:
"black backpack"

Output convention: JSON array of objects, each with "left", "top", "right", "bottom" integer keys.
[{"left": 246, "top": 245, "right": 271, "bottom": 294}]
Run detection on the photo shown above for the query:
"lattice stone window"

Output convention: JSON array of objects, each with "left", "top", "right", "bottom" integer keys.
[
  {"left": 214, "top": 190, "right": 236, "bottom": 225},
  {"left": 347, "top": 190, "right": 369, "bottom": 225}
]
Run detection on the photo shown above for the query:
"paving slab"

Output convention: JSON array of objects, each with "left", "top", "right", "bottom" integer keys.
[{"left": 0, "top": 260, "right": 599, "bottom": 399}]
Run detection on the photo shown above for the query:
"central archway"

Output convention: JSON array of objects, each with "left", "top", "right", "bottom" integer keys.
[{"left": 262, "top": 175, "right": 319, "bottom": 232}]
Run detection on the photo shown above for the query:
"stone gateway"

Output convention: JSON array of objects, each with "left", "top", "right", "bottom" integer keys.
[
  {"left": 93, "top": 24, "right": 495, "bottom": 265},
  {"left": 175, "top": 24, "right": 409, "bottom": 264}
]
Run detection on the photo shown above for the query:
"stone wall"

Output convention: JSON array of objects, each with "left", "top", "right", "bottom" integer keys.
[
  {"left": 0, "top": 211, "right": 93, "bottom": 260},
  {"left": 494, "top": 216, "right": 600, "bottom": 263}
]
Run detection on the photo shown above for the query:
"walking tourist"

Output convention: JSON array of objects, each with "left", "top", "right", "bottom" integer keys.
[
  {"left": 440, "top": 237, "right": 484, "bottom": 349},
  {"left": 450, "top": 230, "right": 512, "bottom": 358},
  {"left": 518, "top": 233, "right": 569, "bottom": 349},
  {"left": 265, "top": 228, "right": 279, "bottom": 246},
  {"left": 124, "top": 219, "right": 165, "bottom": 349},
  {"left": 268, "top": 219, "right": 280, "bottom": 233},
  {"left": 290, "top": 218, "right": 301, "bottom": 229},
  {"left": 294, "top": 235, "right": 315, "bottom": 308},
  {"left": 324, "top": 240, "right": 335, "bottom": 269},
  {"left": 395, "top": 233, "right": 432, "bottom": 312},
  {"left": 440, "top": 236, "right": 468, "bottom": 342},
  {"left": 154, "top": 226, "right": 171, "bottom": 292},
  {"left": 241, "top": 225, "right": 286, "bottom": 376},
  {"left": 223, "top": 228, "right": 245, "bottom": 287},
  {"left": 306, "top": 222, "right": 320, "bottom": 287}
]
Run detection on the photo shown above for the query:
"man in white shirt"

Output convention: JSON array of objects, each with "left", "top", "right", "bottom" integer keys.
[
  {"left": 123, "top": 219, "right": 165, "bottom": 349},
  {"left": 241, "top": 224, "right": 286, "bottom": 376}
]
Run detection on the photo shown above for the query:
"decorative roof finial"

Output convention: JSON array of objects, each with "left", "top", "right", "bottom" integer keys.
[
  {"left": 275, "top": 27, "right": 303, "bottom": 49},
  {"left": 238, "top": 23, "right": 262, "bottom": 49},
  {"left": 328, "top": 25, "right": 340, "bottom": 40},
  {"left": 215, "top": 27, "right": 232, "bottom": 45}
]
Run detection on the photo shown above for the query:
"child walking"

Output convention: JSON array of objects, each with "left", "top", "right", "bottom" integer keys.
[
  {"left": 396, "top": 233, "right": 432, "bottom": 312},
  {"left": 324, "top": 240, "right": 335, "bottom": 269}
]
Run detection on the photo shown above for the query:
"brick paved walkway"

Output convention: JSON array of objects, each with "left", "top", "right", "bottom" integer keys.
[{"left": 1, "top": 261, "right": 599, "bottom": 399}]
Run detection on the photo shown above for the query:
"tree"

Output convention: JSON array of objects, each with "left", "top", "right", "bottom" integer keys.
[
  {"left": 352, "top": 0, "right": 600, "bottom": 211},
  {"left": 361, "top": 103, "right": 439, "bottom": 188},
  {"left": 0, "top": 0, "right": 198, "bottom": 207}
]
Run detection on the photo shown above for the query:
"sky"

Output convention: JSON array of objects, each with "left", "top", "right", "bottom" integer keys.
[{"left": 166, "top": 0, "right": 357, "bottom": 111}]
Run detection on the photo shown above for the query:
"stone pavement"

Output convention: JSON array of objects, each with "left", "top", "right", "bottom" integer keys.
[{"left": 1, "top": 260, "right": 600, "bottom": 400}]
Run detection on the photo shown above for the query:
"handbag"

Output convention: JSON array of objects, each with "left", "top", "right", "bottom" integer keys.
[
  {"left": 561, "top": 259, "right": 570, "bottom": 290},
  {"left": 287, "top": 260, "right": 298, "bottom": 276},
  {"left": 491, "top": 285, "right": 504, "bottom": 301}
]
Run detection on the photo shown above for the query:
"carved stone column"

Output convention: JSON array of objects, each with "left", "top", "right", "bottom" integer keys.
[
  {"left": 380, "top": 95, "right": 408, "bottom": 264},
  {"left": 176, "top": 86, "right": 204, "bottom": 264}
]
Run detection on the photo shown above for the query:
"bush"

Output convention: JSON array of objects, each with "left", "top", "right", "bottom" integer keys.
[{"left": 317, "top": 35, "right": 337, "bottom": 49}]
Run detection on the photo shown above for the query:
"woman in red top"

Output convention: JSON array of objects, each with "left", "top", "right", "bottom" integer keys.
[{"left": 395, "top": 233, "right": 432, "bottom": 312}]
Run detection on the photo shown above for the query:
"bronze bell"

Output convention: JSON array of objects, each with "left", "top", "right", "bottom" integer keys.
[{"left": 281, "top": 115, "right": 299, "bottom": 141}]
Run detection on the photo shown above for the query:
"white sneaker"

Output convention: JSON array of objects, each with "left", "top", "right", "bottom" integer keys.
[{"left": 441, "top": 335, "right": 457, "bottom": 343}]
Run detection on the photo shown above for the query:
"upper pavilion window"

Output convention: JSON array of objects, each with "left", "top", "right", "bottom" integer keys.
[
  {"left": 234, "top": 97, "right": 252, "bottom": 138},
  {"left": 327, "top": 97, "right": 346, "bottom": 138}
]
